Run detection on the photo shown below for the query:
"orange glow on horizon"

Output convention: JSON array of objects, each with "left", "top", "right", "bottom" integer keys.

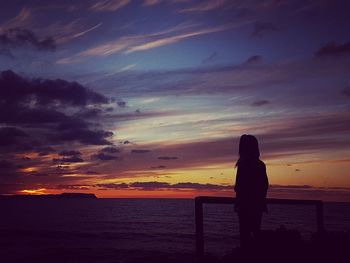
[{"left": 20, "top": 188, "right": 47, "bottom": 195}]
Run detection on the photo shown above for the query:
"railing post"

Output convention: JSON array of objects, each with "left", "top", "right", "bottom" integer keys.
[
  {"left": 195, "top": 197, "right": 204, "bottom": 262},
  {"left": 316, "top": 201, "right": 324, "bottom": 232}
]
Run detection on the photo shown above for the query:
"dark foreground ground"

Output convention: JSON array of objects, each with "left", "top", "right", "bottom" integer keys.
[{"left": 1, "top": 229, "right": 348, "bottom": 263}]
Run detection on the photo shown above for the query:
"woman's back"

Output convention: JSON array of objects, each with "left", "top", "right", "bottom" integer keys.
[{"left": 235, "top": 158, "right": 268, "bottom": 210}]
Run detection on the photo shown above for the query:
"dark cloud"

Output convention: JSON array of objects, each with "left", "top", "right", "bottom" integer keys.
[
  {"left": 129, "top": 181, "right": 170, "bottom": 189},
  {"left": 245, "top": 55, "right": 262, "bottom": 64},
  {"left": 53, "top": 184, "right": 90, "bottom": 190},
  {"left": 95, "top": 183, "right": 129, "bottom": 189},
  {"left": 316, "top": 41, "right": 350, "bottom": 57},
  {"left": 59, "top": 150, "right": 81, "bottom": 156},
  {"left": 131, "top": 149, "right": 151, "bottom": 154},
  {"left": 270, "top": 185, "right": 313, "bottom": 189},
  {"left": 0, "top": 70, "right": 108, "bottom": 108},
  {"left": 101, "top": 147, "right": 120, "bottom": 153},
  {"left": 53, "top": 129, "right": 113, "bottom": 145},
  {"left": 128, "top": 181, "right": 232, "bottom": 191},
  {"left": 117, "top": 100, "right": 127, "bottom": 107},
  {"left": 75, "top": 108, "right": 103, "bottom": 118},
  {"left": 37, "top": 147, "right": 55, "bottom": 156},
  {"left": 251, "top": 22, "right": 279, "bottom": 37},
  {"left": 0, "top": 70, "right": 114, "bottom": 193},
  {"left": 92, "top": 152, "right": 118, "bottom": 161},
  {"left": 0, "top": 28, "right": 55, "bottom": 51},
  {"left": 157, "top": 156, "right": 178, "bottom": 160},
  {"left": 251, "top": 100, "right": 270, "bottom": 106},
  {"left": 53, "top": 156, "right": 84, "bottom": 163}
]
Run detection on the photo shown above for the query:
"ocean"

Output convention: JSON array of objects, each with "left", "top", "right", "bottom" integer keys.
[{"left": 0, "top": 199, "right": 349, "bottom": 263}]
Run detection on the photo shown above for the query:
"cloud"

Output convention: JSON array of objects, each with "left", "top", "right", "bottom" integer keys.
[
  {"left": 101, "top": 181, "right": 232, "bottom": 191},
  {"left": 53, "top": 184, "right": 90, "bottom": 190},
  {"left": 101, "top": 147, "right": 120, "bottom": 153},
  {"left": 131, "top": 149, "right": 152, "bottom": 154},
  {"left": 180, "top": 0, "right": 227, "bottom": 12},
  {"left": 53, "top": 129, "right": 113, "bottom": 145},
  {"left": 37, "top": 147, "right": 56, "bottom": 156},
  {"left": 1, "top": 7, "right": 32, "bottom": 29},
  {"left": 0, "top": 70, "right": 114, "bottom": 163},
  {"left": 157, "top": 156, "right": 179, "bottom": 160},
  {"left": 251, "top": 100, "right": 270, "bottom": 106},
  {"left": 96, "top": 183, "right": 129, "bottom": 189},
  {"left": 125, "top": 24, "right": 235, "bottom": 53},
  {"left": 92, "top": 152, "right": 118, "bottom": 161},
  {"left": 90, "top": 0, "right": 131, "bottom": 12},
  {"left": 129, "top": 181, "right": 169, "bottom": 189},
  {"left": 143, "top": 0, "right": 161, "bottom": 6},
  {"left": 57, "top": 21, "right": 251, "bottom": 63},
  {"left": 0, "top": 70, "right": 108, "bottom": 107},
  {"left": 48, "top": 20, "right": 103, "bottom": 44},
  {"left": 92, "top": 51, "right": 350, "bottom": 99},
  {"left": 0, "top": 28, "right": 55, "bottom": 51},
  {"left": 251, "top": 22, "right": 279, "bottom": 37},
  {"left": 316, "top": 41, "right": 350, "bottom": 57},
  {"left": 59, "top": 150, "right": 81, "bottom": 156},
  {"left": 53, "top": 156, "right": 84, "bottom": 163},
  {"left": 270, "top": 184, "right": 313, "bottom": 189},
  {"left": 117, "top": 100, "right": 127, "bottom": 107}
]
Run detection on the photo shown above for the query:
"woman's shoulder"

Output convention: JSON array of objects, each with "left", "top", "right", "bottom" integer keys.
[{"left": 258, "top": 159, "right": 266, "bottom": 167}]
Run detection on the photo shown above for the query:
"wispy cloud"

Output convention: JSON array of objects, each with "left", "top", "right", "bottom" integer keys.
[
  {"left": 89, "top": 0, "right": 131, "bottom": 12},
  {"left": 57, "top": 20, "right": 251, "bottom": 64},
  {"left": 43, "top": 19, "right": 102, "bottom": 44},
  {"left": 0, "top": 28, "right": 55, "bottom": 51},
  {"left": 143, "top": 0, "right": 162, "bottom": 6},
  {"left": 1, "top": 7, "right": 32, "bottom": 29},
  {"left": 180, "top": 0, "right": 227, "bottom": 12},
  {"left": 125, "top": 24, "right": 233, "bottom": 53}
]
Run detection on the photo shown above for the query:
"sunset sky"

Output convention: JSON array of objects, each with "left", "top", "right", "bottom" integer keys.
[{"left": 0, "top": 0, "right": 350, "bottom": 201}]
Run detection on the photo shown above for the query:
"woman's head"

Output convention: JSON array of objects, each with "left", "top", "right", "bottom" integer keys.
[{"left": 238, "top": 134, "right": 260, "bottom": 160}]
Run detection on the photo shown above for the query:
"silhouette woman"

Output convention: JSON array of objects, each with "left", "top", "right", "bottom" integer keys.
[{"left": 234, "top": 134, "right": 269, "bottom": 248}]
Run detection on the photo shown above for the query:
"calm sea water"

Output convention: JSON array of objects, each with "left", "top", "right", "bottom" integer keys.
[{"left": 0, "top": 199, "right": 349, "bottom": 262}]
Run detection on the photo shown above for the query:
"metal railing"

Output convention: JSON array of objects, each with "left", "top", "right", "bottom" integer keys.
[{"left": 195, "top": 196, "right": 324, "bottom": 260}]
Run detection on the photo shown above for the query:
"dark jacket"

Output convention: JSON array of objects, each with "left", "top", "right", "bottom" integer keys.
[{"left": 234, "top": 158, "right": 269, "bottom": 213}]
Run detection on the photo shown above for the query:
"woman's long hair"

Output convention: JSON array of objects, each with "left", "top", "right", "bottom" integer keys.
[{"left": 235, "top": 134, "right": 260, "bottom": 167}]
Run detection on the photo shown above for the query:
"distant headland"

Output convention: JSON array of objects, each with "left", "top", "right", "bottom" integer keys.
[{"left": 0, "top": 193, "right": 97, "bottom": 199}]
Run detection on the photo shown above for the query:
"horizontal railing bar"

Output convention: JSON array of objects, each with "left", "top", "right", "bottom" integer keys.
[{"left": 195, "top": 196, "right": 323, "bottom": 206}]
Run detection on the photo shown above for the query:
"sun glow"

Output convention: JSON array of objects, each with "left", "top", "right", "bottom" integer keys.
[{"left": 20, "top": 188, "right": 47, "bottom": 195}]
